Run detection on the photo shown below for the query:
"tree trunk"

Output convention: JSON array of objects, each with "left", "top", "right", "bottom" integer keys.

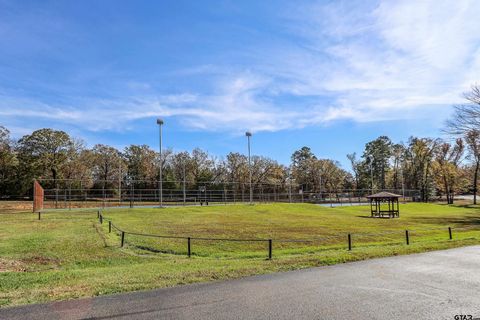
[
  {"left": 474, "top": 160, "right": 479, "bottom": 205},
  {"left": 52, "top": 167, "right": 57, "bottom": 188}
]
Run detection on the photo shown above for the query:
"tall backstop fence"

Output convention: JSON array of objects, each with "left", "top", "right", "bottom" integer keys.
[{"left": 33, "top": 178, "right": 421, "bottom": 210}]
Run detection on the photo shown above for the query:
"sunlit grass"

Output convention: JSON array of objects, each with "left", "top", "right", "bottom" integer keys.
[{"left": 0, "top": 202, "right": 479, "bottom": 307}]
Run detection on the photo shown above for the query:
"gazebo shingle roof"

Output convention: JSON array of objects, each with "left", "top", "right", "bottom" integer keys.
[{"left": 366, "top": 191, "right": 402, "bottom": 199}]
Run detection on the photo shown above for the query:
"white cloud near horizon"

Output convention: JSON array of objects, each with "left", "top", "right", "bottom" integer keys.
[{"left": 1, "top": 0, "right": 480, "bottom": 136}]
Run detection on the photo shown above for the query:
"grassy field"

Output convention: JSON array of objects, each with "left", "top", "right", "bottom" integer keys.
[{"left": 1, "top": 202, "right": 479, "bottom": 307}]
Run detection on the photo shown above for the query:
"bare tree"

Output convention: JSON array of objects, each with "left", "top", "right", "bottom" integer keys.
[
  {"left": 445, "top": 84, "right": 480, "bottom": 135},
  {"left": 346, "top": 153, "right": 360, "bottom": 190}
]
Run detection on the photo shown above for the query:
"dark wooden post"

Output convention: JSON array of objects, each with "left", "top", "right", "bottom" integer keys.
[
  {"left": 448, "top": 227, "right": 452, "bottom": 240},
  {"left": 99, "top": 214, "right": 103, "bottom": 224},
  {"left": 268, "top": 239, "right": 272, "bottom": 260},
  {"left": 38, "top": 211, "right": 41, "bottom": 220},
  {"left": 121, "top": 231, "right": 125, "bottom": 247},
  {"left": 108, "top": 221, "right": 112, "bottom": 233},
  {"left": 348, "top": 233, "right": 352, "bottom": 251},
  {"left": 405, "top": 230, "right": 409, "bottom": 245},
  {"left": 187, "top": 237, "right": 191, "bottom": 257}
]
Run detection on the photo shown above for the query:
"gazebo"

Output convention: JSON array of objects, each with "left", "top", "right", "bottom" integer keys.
[{"left": 366, "top": 192, "right": 402, "bottom": 218}]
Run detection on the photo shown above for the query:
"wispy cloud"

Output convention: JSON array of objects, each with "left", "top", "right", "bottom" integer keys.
[
  {"left": 280, "top": 0, "right": 480, "bottom": 120},
  {"left": 1, "top": 0, "right": 479, "bottom": 137}
]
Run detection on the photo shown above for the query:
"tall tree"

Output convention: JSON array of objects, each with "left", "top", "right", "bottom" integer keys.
[
  {"left": 362, "top": 136, "right": 393, "bottom": 190},
  {"left": 0, "top": 126, "right": 18, "bottom": 195},
  {"left": 465, "top": 130, "right": 480, "bottom": 204},
  {"left": 314, "top": 159, "right": 348, "bottom": 192},
  {"left": 91, "top": 144, "right": 123, "bottom": 189},
  {"left": 432, "top": 139, "right": 464, "bottom": 204},
  {"left": 60, "top": 139, "right": 94, "bottom": 189},
  {"left": 170, "top": 151, "right": 194, "bottom": 189},
  {"left": 291, "top": 146, "right": 316, "bottom": 191},
  {"left": 224, "top": 152, "right": 249, "bottom": 193},
  {"left": 346, "top": 153, "right": 360, "bottom": 190},
  {"left": 403, "top": 137, "right": 439, "bottom": 201},
  {"left": 124, "top": 145, "right": 158, "bottom": 188},
  {"left": 390, "top": 143, "right": 406, "bottom": 190},
  {"left": 16, "top": 128, "right": 74, "bottom": 189}
]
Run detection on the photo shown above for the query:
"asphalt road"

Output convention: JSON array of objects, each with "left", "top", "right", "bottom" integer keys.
[{"left": 2, "top": 246, "right": 480, "bottom": 320}]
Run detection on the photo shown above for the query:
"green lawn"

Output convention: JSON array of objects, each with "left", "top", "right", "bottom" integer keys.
[{"left": 1, "top": 203, "right": 479, "bottom": 307}]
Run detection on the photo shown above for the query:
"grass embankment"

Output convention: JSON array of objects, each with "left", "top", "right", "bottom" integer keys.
[{"left": 0, "top": 203, "right": 479, "bottom": 307}]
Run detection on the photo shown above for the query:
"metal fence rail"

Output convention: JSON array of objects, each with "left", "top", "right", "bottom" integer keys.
[{"left": 38, "top": 185, "right": 420, "bottom": 210}]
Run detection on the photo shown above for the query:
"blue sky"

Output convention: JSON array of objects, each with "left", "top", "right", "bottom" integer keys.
[{"left": 1, "top": 0, "right": 479, "bottom": 168}]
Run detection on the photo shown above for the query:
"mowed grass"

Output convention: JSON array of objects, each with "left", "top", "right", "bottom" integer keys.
[
  {"left": 1, "top": 202, "right": 479, "bottom": 307},
  {"left": 101, "top": 203, "right": 480, "bottom": 258}
]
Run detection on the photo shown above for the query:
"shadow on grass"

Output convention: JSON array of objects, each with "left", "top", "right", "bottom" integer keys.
[
  {"left": 409, "top": 216, "right": 480, "bottom": 228},
  {"left": 132, "top": 244, "right": 184, "bottom": 256},
  {"left": 355, "top": 216, "right": 398, "bottom": 219}
]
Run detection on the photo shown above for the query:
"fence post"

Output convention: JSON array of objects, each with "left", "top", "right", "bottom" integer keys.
[
  {"left": 348, "top": 233, "right": 352, "bottom": 251},
  {"left": 187, "top": 237, "right": 191, "bottom": 257},
  {"left": 38, "top": 211, "right": 41, "bottom": 220},
  {"left": 405, "top": 230, "right": 409, "bottom": 245},
  {"left": 448, "top": 227, "right": 452, "bottom": 240},
  {"left": 97, "top": 210, "right": 100, "bottom": 219},
  {"left": 268, "top": 239, "right": 272, "bottom": 260},
  {"left": 121, "top": 231, "right": 125, "bottom": 247},
  {"left": 109, "top": 220, "right": 112, "bottom": 233},
  {"left": 99, "top": 214, "right": 103, "bottom": 224}
]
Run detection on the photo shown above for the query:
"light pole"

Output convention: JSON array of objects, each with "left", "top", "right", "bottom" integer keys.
[
  {"left": 157, "top": 118, "right": 164, "bottom": 207},
  {"left": 245, "top": 131, "right": 253, "bottom": 204}
]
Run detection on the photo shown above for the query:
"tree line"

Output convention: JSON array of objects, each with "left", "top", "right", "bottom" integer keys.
[{"left": 1, "top": 85, "right": 479, "bottom": 203}]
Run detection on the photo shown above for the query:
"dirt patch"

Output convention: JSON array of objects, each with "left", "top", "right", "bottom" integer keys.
[
  {"left": 0, "top": 258, "right": 27, "bottom": 272},
  {"left": 20, "top": 255, "right": 60, "bottom": 267},
  {"left": 0, "top": 256, "right": 60, "bottom": 272},
  {"left": 0, "top": 201, "right": 32, "bottom": 213}
]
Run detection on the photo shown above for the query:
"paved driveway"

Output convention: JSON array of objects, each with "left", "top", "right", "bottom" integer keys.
[{"left": 2, "top": 246, "right": 480, "bottom": 320}]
